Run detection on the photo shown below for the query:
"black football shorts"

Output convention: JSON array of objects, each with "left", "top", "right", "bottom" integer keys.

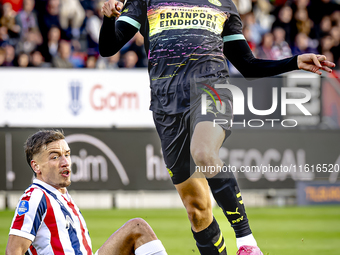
[{"left": 153, "top": 84, "right": 233, "bottom": 185}]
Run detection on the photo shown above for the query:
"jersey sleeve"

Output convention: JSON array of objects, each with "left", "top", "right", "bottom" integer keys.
[
  {"left": 99, "top": 0, "right": 146, "bottom": 58},
  {"left": 117, "top": 0, "right": 146, "bottom": 31},
  {"left": 221, "top": 13, "right": 245, "bottom": 43},
  {"left": 9, "top": 188, "right": 47, "bottom": 242},
  {"left": 221, "top": 10, "right": 297, "bottom": 78}
]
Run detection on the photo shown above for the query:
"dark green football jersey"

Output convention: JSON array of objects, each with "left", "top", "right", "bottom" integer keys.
[{"left": 117, "top": 0, "right": 245, "bottom": 114}]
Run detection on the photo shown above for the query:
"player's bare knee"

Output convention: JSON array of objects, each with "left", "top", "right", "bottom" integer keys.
[
  {"left": 125, "top": 218, "right": 158, "bottom": 249},
  {"left": 185, "top": 199, "right": 211, "bottom": 225},
  {"left": 187, "top": 206, "right": 211, "bottom": 229},
  {"left": 191, "top": 147, "right": 217, "bottom": 167},
  {"left": 126, "top": 218, "right": 148, "bottom": 233},
  {"left": 126, "top": 218, "right": 157, "bottom": 240}
]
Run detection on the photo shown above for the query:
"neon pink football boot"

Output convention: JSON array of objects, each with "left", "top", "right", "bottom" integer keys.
[{"left": 236, "top": 245, "right": 264, "bottom": 255}]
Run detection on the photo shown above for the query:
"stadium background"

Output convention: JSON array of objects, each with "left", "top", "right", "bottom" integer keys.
[{"left": 1, "top": 0, "right": 340, "bottom": 254}]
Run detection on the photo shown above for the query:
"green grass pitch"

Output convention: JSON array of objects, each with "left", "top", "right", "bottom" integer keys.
[{"left": 1, "top": 206, "right": 339, "bottom": 254}]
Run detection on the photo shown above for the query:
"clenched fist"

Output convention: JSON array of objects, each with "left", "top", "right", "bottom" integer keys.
[{"left": 101, "top": 0, "right": 125, "bottom": 18}]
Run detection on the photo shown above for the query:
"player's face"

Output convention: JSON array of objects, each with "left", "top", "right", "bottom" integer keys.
[{"left": 34, "top": 139, "right": 72, "bottom": 193}]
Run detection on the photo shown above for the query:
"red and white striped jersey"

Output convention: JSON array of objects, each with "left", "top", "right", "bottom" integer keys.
[{"left": 9, "top": 179, "right": 93, "bottom": 255}]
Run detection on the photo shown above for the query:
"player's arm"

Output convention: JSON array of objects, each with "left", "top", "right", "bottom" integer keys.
[
  {"left": 224, "top": 39, "right": 334, "bottom": 78},
  {"left": 99, "top": 0, "right": 140, "bottom": 57},
  {"left": 99, "top": 17, "right": 138, "bottom": 57},
  {"left": 7, "top": 189, "right": 46, "bottom": 255},
  {"left": 222, "top": 15, "right": 335, "bottom": 78},
  {"left": 6, "top": 235, "right": 32, "bottom": 255}
]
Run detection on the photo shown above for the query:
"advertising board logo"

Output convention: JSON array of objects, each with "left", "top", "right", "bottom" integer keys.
[
  {"left": 90, "top": 84, "right": 139, "bottom": 111},
  {"left": 146, "top": 144, "right": 170, "bottom": 180},
  {"left": 297, "top": 181, "right": 340, "bottom": 205},
  {"left": 65, "top": 134, "right": 129, "bottom": 185},
  {"left": 69, "top": 81, "right": 82, "bottom": 116},
  {"left": 4, "top": 91, "right": 42, "bottom": 111},
  {"left": 218, "top": 147, "right": 313, "bottom": 182}
]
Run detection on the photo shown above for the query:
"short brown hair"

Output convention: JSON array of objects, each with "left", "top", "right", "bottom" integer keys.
[{"left": 24, "top": 130, "right": 65, "bottom": 173}]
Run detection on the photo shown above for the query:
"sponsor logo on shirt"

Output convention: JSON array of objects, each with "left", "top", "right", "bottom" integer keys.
[
  {"left": 148, "top": 5, "right": 228, "bottom": 36},
  {"left": 208, "top": 0, "right": 222, "bottom": 6},
  {"left": 65, "top": 215, "right": 76, "bottom": 230}
]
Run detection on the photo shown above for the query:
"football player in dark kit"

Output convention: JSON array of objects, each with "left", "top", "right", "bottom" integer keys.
[{"left": 99, "top": 0, "right": 335, "bottom": 254}]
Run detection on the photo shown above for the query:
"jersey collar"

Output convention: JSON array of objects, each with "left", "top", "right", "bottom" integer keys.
[{"left": 32, "top": 179, "right": 69, "bottom": 196}]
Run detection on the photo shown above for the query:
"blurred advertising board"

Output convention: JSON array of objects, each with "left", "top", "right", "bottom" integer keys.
[
  {"left": 0, "top": 69, "right": 154, "bottom": 128},
  {"left": 0, "top": 128, "right": 339, "bottom": 191},
  {"left": 1, "top": 69, "right": 331, "bottom": 129},
  {"left": 0, "top": 128, "right": 173, "bottom": 191},
  {"left": 224, "top": 130, "right": 340, "bottom": 189},
  {"left": 297, "top": 182, "right": 340, "bottom": 205}
]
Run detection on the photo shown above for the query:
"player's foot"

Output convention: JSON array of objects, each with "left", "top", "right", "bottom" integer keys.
[{"left": 236, "top": 245, "right": 263, "bottom": 255}]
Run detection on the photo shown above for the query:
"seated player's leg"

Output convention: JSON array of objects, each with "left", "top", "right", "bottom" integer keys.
[{"left": 96, "top": 218, "right": 167, "bottom": 255}]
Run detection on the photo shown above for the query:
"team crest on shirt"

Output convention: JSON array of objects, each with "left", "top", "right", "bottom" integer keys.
[
  {"left": 208, "top": 0, "right": 222, "bottom": 6},
  {"left": 17, "top": 201, "right": 29, "bottom": 216}
]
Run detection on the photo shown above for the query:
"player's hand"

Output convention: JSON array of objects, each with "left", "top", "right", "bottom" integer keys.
[
  {"left": 101, "top": 0, "right": 125, "bottom": 18},
  {"left": 297, "top": 54, "right": 335, "bottom": 75}
]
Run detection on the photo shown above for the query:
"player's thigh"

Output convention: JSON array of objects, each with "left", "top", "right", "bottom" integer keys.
[
  {"left": 97, "top": 218, "right": 157, "bottom": 255},
  {"left": 190, "top": 83, "right": 233, "bottom": 165},
  {"left": 191, "top": 121, "right": 225, "bottom": 158}
]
